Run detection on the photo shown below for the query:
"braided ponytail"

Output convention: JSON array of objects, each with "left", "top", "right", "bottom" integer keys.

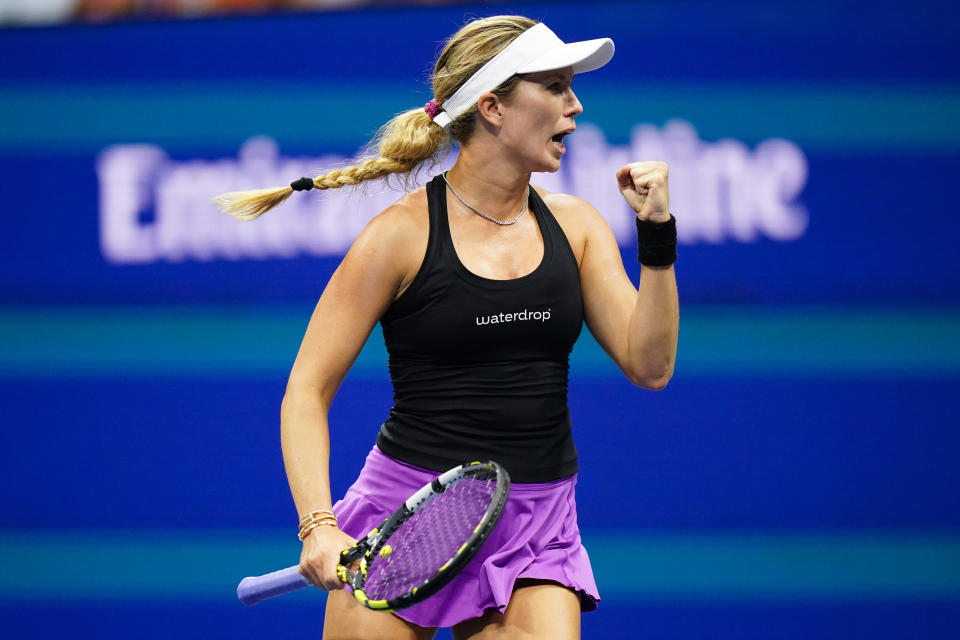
[
  {"left": 213, "top": 108, "right": 446, "bottom": 220},
  {"left": 213, "top": 15, "right": 536, "bottom": 221}
]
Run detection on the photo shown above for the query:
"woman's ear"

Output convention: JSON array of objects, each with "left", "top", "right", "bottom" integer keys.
[{"left": 476, "top": 92, "right": 504, "bottom": 128}]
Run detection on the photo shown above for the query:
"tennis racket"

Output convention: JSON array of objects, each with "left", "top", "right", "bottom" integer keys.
[{"left": 237, "top": 460, "right": 510, "bottom": 611}]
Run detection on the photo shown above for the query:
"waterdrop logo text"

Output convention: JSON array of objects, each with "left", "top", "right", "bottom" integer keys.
[{"left": 476, "top": 309, "right": 552, "bottom": 326}]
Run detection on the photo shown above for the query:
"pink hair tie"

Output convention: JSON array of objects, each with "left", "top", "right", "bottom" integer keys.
[{"left": 424, "top": 99, "right": 442, "bottom": 120}]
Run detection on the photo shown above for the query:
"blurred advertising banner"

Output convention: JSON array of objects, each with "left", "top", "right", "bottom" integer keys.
[{"left": 96, "top": 122, "right": 808, "bottom": 265}]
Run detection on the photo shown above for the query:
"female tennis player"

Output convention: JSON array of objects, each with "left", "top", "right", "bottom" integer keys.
[{"left": 217, "top": 15, "right": 678, "bottom": 640}]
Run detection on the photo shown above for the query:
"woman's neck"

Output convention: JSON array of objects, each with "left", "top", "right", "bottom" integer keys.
[{"left": 445, "top": 151, "right": 531, "bottom": 222}]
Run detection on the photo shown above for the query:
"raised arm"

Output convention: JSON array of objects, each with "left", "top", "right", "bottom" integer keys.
[
  {"left": 280, "top": 196, "right": 427, "bottom": 589},
  {"left": 550, "top": 162, "right": 678, "bottom": 389}
]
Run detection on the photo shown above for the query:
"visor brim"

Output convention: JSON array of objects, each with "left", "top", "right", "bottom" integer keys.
[{"left": 516, "top": 37, "right": 615, "bottom": 75}]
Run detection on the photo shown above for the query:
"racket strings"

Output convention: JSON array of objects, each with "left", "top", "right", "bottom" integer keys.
[{"left": 363, "top": 472, "right": 497, "bottom": 600}]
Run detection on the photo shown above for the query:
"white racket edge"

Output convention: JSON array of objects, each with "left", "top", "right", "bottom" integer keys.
[{"left": 402, "top": 462, "right": 468, "bottom": 510}]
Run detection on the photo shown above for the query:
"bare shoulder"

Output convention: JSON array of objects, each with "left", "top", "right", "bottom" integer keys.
[
  {"left": 348, "top": 187, "right": 425, "bottom": 256},
  {"left": 531, "top": 183, "right": 610, "bottom": 265},
  {"left": 348, "top": 186, "right": 429, "bottom": 297}
]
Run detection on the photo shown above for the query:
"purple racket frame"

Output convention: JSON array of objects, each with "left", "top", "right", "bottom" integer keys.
[{"left": 237, "top": 460, "right": 510, "bottom": 611}]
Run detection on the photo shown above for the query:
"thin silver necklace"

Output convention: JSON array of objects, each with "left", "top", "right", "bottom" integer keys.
[{"left": 442, "top": 172, "right": 528, "bottom": 226}]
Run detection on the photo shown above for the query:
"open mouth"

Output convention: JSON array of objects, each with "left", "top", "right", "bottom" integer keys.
[{"left": 551, "top": 129, "right": 574, "bottom": 151}]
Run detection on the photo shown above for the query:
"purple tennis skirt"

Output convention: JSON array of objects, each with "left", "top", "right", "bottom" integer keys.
[{"left": 332, "top": 445, "right": 600, "bottom": 628}]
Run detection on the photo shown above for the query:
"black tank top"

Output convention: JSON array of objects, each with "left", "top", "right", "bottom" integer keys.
[{"left": 376, "top": 173, "right": 584, "bottom": 482}]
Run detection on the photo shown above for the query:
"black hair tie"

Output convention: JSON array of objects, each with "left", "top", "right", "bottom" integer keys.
[{"left": 290, "top": 177, "right": 315, "bottom": 191}]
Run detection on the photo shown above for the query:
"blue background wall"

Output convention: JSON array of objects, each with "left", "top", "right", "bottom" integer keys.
[{"left": 1, "top": 1, "right": 959, "bottom": 638}]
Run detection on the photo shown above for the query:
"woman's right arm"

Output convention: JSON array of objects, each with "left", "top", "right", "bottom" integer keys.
[{"left": 280, "top": 196, "right": 427, "bottom": 590}]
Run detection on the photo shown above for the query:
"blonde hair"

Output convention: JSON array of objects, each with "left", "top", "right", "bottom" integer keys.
[{"left": 213, "top": 15, "right": 537, "bottom": 220}]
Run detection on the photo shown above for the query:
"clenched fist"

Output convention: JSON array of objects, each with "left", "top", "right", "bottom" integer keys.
[{"left": 616, "top": 161, "right": 671, "bottom": 223}]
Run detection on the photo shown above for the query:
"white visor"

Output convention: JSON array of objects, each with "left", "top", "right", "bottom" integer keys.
[{"left": 432, "top": 23, "right": 614, "bottom": 129}]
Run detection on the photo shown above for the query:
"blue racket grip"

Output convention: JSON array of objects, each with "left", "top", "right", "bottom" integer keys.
[{"left": 237, "top": 565, "right": 309, "bottom": 605}]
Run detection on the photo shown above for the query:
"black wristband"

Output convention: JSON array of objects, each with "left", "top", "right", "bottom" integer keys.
[{"left": 636, "top": 214, "right": 677, "bottom": 266}]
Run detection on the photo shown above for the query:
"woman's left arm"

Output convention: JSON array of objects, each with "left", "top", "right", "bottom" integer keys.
[{"left": 570, "top": 161, "right": 678, "bottom": 389}]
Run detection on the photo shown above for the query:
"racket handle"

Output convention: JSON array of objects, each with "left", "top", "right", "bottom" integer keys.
[{"left": 237, "top": 565, "right": 309, "bottom": 605}]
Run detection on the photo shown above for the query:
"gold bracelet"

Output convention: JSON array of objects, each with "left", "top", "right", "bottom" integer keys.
[
  {"left": 298, "top": 516, "right": 338, "bottom": 530},
  {"left": 298, "top": 514, "right": 338, "bottom": 529},
  {"left": 298, "top": 514, "right": 338, "bottom": 535},
  {"left": 298, "top": 519, "right": 338, "bottom": 541},
  {"left": 298, "top": 510, "right": 336, "bottom": 527},
  {"left": 299, "top": 510, "right": 335, "bottom": 523}
]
